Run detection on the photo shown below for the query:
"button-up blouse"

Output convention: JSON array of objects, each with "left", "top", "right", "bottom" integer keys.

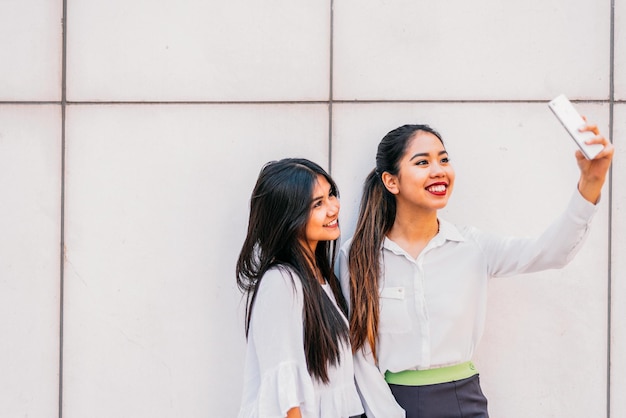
[{"left": 337, "top": 190, "right": 598, "bottom": 418}]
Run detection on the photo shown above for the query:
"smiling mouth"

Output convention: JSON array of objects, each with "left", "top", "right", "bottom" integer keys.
[
  {"left": 426, "top": 184, "right": 447, "bottom": 194},
  {"left": 324, "top": 219, "right": 338, "bottom": 227}
]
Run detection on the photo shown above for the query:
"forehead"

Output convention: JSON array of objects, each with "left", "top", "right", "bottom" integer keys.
[
  {"left": 403, "top": 131, "right": 445, "bottom": 157},
  {"left": 311, "top": 174, "right": 330, "bottom": 192}
]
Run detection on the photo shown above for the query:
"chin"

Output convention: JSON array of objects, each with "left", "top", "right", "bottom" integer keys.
[
  {"left": 433, "top": 200, "right": 450, "bottom": 210},
  {"left": 328, "top": 232, "right": 341, "bottom": 241}
]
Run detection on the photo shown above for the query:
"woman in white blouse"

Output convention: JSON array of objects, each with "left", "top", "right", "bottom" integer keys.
[
  {"left": 338, "top": 123, "right": 613, "bottom": 418},
  {"left": 236, "top": 158, "right": 364, "bottom": 418}
]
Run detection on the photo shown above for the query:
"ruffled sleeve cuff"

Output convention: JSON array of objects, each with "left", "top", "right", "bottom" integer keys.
[{"left": 254, "top": 361, "right": 317, "bottom": 417}]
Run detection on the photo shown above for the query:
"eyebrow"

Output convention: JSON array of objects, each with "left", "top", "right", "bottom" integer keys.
[
  {"left": 311, "top": 184, "right": 333, "bottom": 203},
  {"left": 409, "top": 150, "right": 448, "bottom": 161}
]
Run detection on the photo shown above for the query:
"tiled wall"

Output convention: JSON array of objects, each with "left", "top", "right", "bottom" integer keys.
[{"left": 0, "top": 1, "right": 622, "bottom": 417}]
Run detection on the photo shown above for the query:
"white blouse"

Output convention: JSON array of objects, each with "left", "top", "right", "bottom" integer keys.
[
  {"left": 238, "top": 267, "right": 364, "bottom": 418},
  {"left": 337, "top": 190, "right": 598, "bottom": 418}
]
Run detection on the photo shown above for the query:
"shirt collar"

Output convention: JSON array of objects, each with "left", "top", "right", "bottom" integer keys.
[
  {"left": 382, "top": 218, "right": 466, "bottom": 257},
  {"left": 437, "top": 218, "right": 466, "bottom": 243}
]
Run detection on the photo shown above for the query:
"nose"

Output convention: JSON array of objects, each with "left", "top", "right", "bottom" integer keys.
[
  {"left": 328, "top": 197, "right": 340, "bottom": 217},
  {"left": 430, "top": 161, "right": 445, "bottom": 177}
]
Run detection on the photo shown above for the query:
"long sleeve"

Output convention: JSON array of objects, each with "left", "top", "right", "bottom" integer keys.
[
  {"left": 479, "top": 190, "right": 597, "bottom": 277},
  {"left": 239, "top": 268, "right": 316, "bottom": 418},
  {"left": 353, "top": 346, "right": 406, "bottom": 418}
]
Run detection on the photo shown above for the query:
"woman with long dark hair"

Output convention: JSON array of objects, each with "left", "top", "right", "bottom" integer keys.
[
  {"left": 236, "top": 158, "right": 364, "bottom": 418},
  {"left": 338, "top": 123, "right": 613, "bottom": 417}
]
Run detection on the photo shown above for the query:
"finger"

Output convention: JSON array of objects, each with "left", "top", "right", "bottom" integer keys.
[
  {"left": 574, "top": 149, "right": 586, "bottom": 162},
  {"left": 586, "top": 141, "right": 614, "bottom": 161},
  {"left": 579, "top": 123, "right": 600, "bottom": 136},
  {"left": 594, "top": 141, "right": 615, "bottom": 158}
]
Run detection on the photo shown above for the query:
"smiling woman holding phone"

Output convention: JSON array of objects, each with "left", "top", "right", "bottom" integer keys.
[{"left": 338, "top": 123, "right": 613, "bottom": 418}]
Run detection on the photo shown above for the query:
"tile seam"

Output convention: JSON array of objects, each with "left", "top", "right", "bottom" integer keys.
[{"left": 58, "top": 0, "right": 67, "bottom": 416}]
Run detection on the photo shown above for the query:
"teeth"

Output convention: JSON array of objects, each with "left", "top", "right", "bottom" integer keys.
[
  {"left": 325, "top": 220, "right": 338, "bottom": 227},
  {"left": 427, "top": 184, "right": 446, "bottom": 193}
]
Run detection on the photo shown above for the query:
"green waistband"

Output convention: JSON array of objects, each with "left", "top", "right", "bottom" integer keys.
[{"left": 384, "top": 361, "right": 478, "bottom": 386}]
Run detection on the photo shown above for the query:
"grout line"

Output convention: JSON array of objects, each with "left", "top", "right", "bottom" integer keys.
[
  {"left": 0, "top": 101, "right": 63, "bottom": 105},
  {"left": 67, "top": 100, "right": 331, "bottom": 105},
  {"left": 58, "top": 0, "right": 67, "bottom": 416},
  {"left": 606, "top": 0, "right": 615, "bottom": 416},
  {"left": 1, "top": 99, "right": 624, "bottom": 106},
  {"left": 328, "top": 0, "right": 334, "bottom": 173}
]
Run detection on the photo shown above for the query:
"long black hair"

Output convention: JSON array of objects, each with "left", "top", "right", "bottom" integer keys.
[
  {"left": 236, "top": 158, "right": 349, "bottom": 383},
  {"left": 349, "top": 124, "right": 443, "bottom": 359}
]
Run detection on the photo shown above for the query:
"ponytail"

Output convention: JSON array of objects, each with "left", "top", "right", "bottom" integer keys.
[
  {"left": 348, "top": 169, "right": 396, "bottom": 360},
  {"left": 347, "top": 124, "right": 443, "bottom": 360}
]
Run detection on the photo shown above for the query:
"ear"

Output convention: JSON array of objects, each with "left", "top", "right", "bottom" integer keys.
[{"left": 381, "top": 171, "right": 399, "bottom": 195}]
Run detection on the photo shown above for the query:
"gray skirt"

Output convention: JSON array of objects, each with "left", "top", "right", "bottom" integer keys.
[{"left": 388, "top": 374, "right": 489, "bottom": 418}]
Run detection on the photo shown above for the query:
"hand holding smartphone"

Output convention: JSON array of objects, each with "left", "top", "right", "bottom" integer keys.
[{"left": 548, "top": 94, "right": 604, "bottom": 159}]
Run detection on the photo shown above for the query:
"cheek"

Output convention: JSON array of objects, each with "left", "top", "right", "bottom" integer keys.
[
  {"left": 447, "top": 167, "right": 456, "bottom": 184},
  {"left": 308, "top": 212, "right": 324, "bottom": 230}
]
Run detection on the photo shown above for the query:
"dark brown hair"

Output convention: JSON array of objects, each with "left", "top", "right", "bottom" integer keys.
[{"left": 236, "top": 158, "right": 349, "bottom": 383}]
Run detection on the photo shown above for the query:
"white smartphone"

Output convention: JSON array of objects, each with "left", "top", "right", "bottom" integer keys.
[{"left": 548, "top": 94, "right": 603, "bottom": 159}]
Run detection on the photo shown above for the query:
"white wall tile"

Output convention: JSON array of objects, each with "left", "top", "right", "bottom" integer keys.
[
  {"left": 334, "top": 0, "right": 610, "bottom": 101},
  {"left": 63, "top": 104, "right": 329, "bottom": 417},
  {"left": 0, "top": 105, "right": 61, "bottom": 417},
  {"left": 66, "top": 1, "right": 330, "bottom": 102},
  {"left": 615, "top": 0, "right": 626, "bottom": 100},
  {"left": 0, "top": 0, "right": 62, "bottom": 101},
  {"left": 610, "top": 104, "right": 626, "bottom": 417},
  {"left": 332, "top": 102, "right": 610, "bottom": 417}
]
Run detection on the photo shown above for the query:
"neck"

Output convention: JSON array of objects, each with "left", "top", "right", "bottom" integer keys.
[
  {"left": 386, "top": 206, "right": 439, "bottom": 259},
  {"left": 390, "top": 203, "right": 439, "bottom": 240}
]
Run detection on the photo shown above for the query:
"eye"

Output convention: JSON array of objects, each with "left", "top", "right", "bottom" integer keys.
[
  {"left": 441, "top": 157, "right": 450, "bottom": 164},
  {"left": 415, "top": 159, "right": 429, "bottom": 166}
]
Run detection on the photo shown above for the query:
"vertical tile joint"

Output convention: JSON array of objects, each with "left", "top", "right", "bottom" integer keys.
[
  {"left": 59, "top": 0, "right": 68, "bottom": 417},
  {"left": 328, "top": 0, "right": 334, "bottom": 173},
  {"left": 607, "top": 0, "right": 615, "bottom": 416}
]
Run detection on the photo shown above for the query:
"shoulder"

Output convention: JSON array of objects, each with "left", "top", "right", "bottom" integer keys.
[
  {"left": 338, "top": 237, "right": 354, "bottom": 257},
  {"left": 257, "top": 266, "right": 304, "bottom": 302}
]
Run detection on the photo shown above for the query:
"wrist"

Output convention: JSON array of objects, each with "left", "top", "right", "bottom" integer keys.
[{"left": 577, "top": 178, "right": 604, "bottom": 204}]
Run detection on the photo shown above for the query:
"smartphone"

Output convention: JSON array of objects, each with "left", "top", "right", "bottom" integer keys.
[{"left": 548, "top": 94, "right": 603, "bottom": 159}]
